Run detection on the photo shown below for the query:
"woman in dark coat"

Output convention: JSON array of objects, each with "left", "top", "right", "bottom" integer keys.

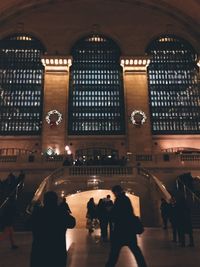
[
  {"left": 86, "top": 197, "right": 97, "bottom": 233},
  {"left": 30, "top": 191, "right": 76, "bottom": 267}
]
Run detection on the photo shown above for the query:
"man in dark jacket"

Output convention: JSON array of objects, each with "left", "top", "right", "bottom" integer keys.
[
  {"left": 30, "top": 191, "right": 76, "bottom": 267},
  {"left": 105, "top": 185, "right": 148, "bottom": 267}
]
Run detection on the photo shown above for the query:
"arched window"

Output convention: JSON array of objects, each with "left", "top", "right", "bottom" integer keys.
[
  {"left": 146, "top": 35, "right": 200, "bottom": 134},
  {"left": 68, "top": 34, "right": 125, "bottom": 135},
  {"left": 0, "top": 33, "right": 45, "bottom": 135}
]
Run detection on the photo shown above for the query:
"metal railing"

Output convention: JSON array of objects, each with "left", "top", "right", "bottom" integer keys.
[
  {"left": 0, "top": 180, "right": 24, "bottom": 210},
  {"left": 176, "top": 177, "right": 200, "bottom": 203},
  {"left": 138, "top": 167, "right": 172, "bottom": 203},
  {"left": 26, "top": 167, "right": 65, "bottom": 214},
  {"left": 69, "top": 166, "right": 133, "bottom": 176}
]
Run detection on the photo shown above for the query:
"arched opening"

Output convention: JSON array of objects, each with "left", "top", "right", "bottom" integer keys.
[
  {"left": 68, "top": 33, "right": 125, "bottom": 135},
  {"left": 146, "top": 34, "right": 199, "bottom": 134},
  {"left": 65, "top": 189, "right": 140, "bottom": 228},
  {"left": 0, "top": 33, "right": 46, "bottom": 135}
]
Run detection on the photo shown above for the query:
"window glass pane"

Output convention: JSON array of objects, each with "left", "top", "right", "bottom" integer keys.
[
  {"left": 68, "top": 34, "right": 125, "bottom": 135},
  {"left": 146, "top": 35, "right": 200, "bottom": 134},
  {"left": 0, "top": 33, "right": 45, "bottom": 135}
]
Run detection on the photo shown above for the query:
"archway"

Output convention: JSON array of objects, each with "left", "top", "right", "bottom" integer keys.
[{"left": 65, "top": 189, "right": 140, "bottom": 228}]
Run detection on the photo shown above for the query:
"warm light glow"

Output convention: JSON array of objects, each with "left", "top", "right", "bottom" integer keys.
[
  {"left": 65, "top": 145, "right": 70, "bottom": 151},
  {"left": 46, "top": 147, "right": 54, "bottom": 156},
  {"left": 41, "top": 57, "right": 72, "bottom": 69},
  {"left": 120, "top": 57, "right": 150, "bottom": 69},
  {"left": 67, "top": 59, "right": 72, "bottom": 66},
  {"left": 61, "top": 190, "right": 65, "bottom": 197},
  {"left": 54, "top": 148, "right": 60, "bottom": 155},
  {"left": 65, "top": 190, "right": 140, "bottom": 228}
]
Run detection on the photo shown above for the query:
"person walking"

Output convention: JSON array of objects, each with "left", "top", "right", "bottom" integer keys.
[
  {"left": 59, "top": 197, "right": 72, "bottom": 214},
  {"left": 102, "top": 195, "right": 114, "bottom": 241},
  {"left": 160, "top": 198, "right": 170, "bottom": 229},
  {"left": 86, "top": 197, "right": 97, "bottom": 233},
  {"left": 105, "top": 185, "right": 148, "bottom": 267},
  {"left": 0, "top": 198, "right": 18, "bottom": 249},
  {"left": 30, "top": 191, "right": 76, "bottom": 267},
  {"left": 168, "top": 196, "right": 179, "bottom": 243}
]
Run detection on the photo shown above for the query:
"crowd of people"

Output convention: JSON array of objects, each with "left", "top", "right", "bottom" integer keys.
[
  {"left": 86, "top": 195, "right": 114, "bottom": 241},
  {"left": 63, "top": 155, "right": 128, "bottom": 166},
  {"left": 1, "top": 178, "right": 197, "bottom": 267},
  {"left": 85, "top": 187, "right": 148, "bottom": 267},
  {"left": 28, "top": 186, "right": 148, "bottom": 267},
  {"left": 160, "top": 193, "right": 194, "bottom": 247}
]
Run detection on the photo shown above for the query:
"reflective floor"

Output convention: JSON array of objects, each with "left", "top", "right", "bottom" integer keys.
[{"left": 0, "top": 228, "right": 200, "bottom": 267}]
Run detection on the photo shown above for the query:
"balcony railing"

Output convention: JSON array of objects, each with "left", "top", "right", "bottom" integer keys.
[
  {"left": 0, "top": 153, "right": 200, "bottom": 168},
  {"left": 69, "top": 166, "right": 133, "bottom": 176}
]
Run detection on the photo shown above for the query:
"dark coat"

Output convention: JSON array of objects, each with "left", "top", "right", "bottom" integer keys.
[
  {"left": 111, "top": 192, "right": 137, "bottom": 244},
  {"left": 30, "top": 205, "right": 75, "bottom": 267},
  {"left": 1, "top": 201, "right": 17, "bottom": 228}
]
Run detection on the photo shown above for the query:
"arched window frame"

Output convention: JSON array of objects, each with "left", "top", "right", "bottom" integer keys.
[
  {"left": 68, "top": 34, "right": 125, "bottom": 135},
  {"left": 0, "top": 33, "right": 46, "bottom": 135},
  {"left": 146, "top": 35, "right": 200, "bottom": 134}
]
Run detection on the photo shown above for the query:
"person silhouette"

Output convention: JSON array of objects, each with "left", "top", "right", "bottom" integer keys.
[
  {"left": 30, "top": 191, "right": 76, "bottom": 267},
  {"left": 0, "top": 198, "right": 18, "bottom": 249},
  {"left": 160, "top": 198, "right": 170, "bottom": 229},
  {"left": 86, "top": 197, "right": 97, "bottom": 233},
  {"left": 59, "top": 197, "right": 72, "bottom": 214},
  {"left": 102, "top": 195, "right": 114, "bottom": 241},
  {"left": 105, "top": 185, "right": 148, "bottom": 267}
]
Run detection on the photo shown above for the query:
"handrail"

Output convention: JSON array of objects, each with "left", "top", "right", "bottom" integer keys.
[
  {"left": 138, "top": 167, "right": 172, "bottom": 203},
  {"left": 0, "top": 180, "right": 24, "bottom": 210},
  {"left": 26, "top": 167, "right": 65, "bottom": 214},
  {"left": 26, "top": 165, "right": 134, "bottom": 214},
  {"left": 176, "top": 177, "right": 200, "bottom": 203}
]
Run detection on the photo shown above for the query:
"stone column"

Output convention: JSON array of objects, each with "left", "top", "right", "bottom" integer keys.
[
  {"left": 41, "top": 56, "right": 72, "bottom": 154},
  {"left": 121, "top": 57, "right": 152, "bottom": 155}
]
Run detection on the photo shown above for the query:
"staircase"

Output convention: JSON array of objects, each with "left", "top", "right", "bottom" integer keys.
[
  {"left": 14, "top": 192, "right": 34, "bottom": 231},
  {"left": 176, "top": 174, "right": 200, "bottom": 228},
  {"left": 0, "top": 180, "right": 30, "bottom": 232}
]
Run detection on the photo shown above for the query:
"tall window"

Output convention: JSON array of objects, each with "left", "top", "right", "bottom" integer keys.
[
  {"left": 0, "top": 34, "right": 45, "bottom": 135},
  {"left": 146, "top": 35, "right": 200, "bottom": 134},
  {"left": 68, "top": 34, "right": 125, "bottom": 135}
]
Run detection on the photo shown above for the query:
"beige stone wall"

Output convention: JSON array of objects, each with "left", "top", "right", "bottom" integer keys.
[
  {"left": 41, "top": 60, "right": 70, "bottom": 154},
  {"left": 123, "top": 64, "right": 152, "bottom": 154},
  {"left": 0, "top": 136, "right": 41, "bottom": 153}
]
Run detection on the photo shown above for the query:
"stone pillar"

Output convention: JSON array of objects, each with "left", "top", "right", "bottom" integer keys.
[
  {"left": 41, "top": 56, "right": 72, "bottom": 154},
  {"left": 121, "top": 57, "right": 152, "bottom": 154}
]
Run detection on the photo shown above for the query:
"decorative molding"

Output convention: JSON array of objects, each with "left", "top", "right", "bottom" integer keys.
[
  {"left": 121, "top": 56, "right": 150, "bottom": 73},
  {"left": 41, "top": 55, "right": 72, "bottom": 72}
]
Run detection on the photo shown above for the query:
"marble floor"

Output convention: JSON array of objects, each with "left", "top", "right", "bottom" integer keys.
[{"left": 0, "top": 228, "right": 200, "bottom": 267}]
